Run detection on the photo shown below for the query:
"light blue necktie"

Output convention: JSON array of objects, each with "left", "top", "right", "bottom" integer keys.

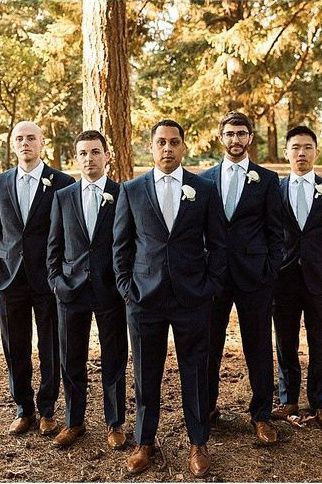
[
  {"left": 162, "top": 176, "right": 174, "bottom": 231},
  {"left": 296, "top": 178, "right": 308, "bottom": 230},
  {"left": 86, "top": 184, "right": 99, "bottom": 240},
  {"left": 19, "top": 174, "right": 31, "bottom": 225},
  {"left": 225, "top": 165, "right": 240, "bottom": 221}
]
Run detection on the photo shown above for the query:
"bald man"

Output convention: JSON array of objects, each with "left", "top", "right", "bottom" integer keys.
[{"left": 0, "top": 121, "right": 74, "bottom": 436}]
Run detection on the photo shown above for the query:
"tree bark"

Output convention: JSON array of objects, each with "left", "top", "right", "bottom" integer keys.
[
  {"left": 267, "top": 107, "right": 278, "bottom": 162},
  {"left": 82, "top": 0, "right": 133, "bottom": 181}
]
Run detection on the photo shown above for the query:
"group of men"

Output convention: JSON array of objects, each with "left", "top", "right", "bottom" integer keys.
[{"left": 0, "top": 112, "right": 321, "bottom": 477}]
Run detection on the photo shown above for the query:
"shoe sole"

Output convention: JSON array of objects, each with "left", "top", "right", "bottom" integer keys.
[{"left": 127, "top": 463, "right": 150, "bottom": 475}]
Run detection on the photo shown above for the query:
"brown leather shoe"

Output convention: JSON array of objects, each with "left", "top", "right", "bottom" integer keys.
[
  {"left": 107, "top": 426, "right": 126, "bottom": 449},
  {"left": 209, "top": 406, "right": 221, "bottom": 427},
  {"left": 189, "top": 444, "right": 210, "bottom": 477},
  {"left": 39, "top": 417, "right": 58, "bottom": 436},
  {"left": 252, "top": 421, "right": 277, "bottom": 445},
  {"left": 271, "top": 403, "right": 299, "bottom": 420},
  {"left": 316, "top": 409, "right": 322, "bottom": 427},
  {"left": 53, "top": 424, "right": 86, "bottom": 448},
  {"left": 127, "top": 445, "right": 154, "bottom": 474},
  {"left": 9, "top": 414, "right": 36, "bottom": 435}
]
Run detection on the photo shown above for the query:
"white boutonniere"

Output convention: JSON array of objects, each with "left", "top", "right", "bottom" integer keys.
[
  {"left": 314, "top": 183, "right": 322, "bottom": 198},
  {"left": 41, "top": 173, "right": 54, "bottom": 192},
  {"left": 181, "top": 184, "right": 196, "bottom": 201},
  {"left": 246, "top": 170, "right": 260, "bottom": 184},
  {"left": 101, "top": 192, "right": 114, "bottom": 206}
]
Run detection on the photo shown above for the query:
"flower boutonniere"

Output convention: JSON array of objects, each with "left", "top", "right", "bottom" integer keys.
[
  {"left": 314, "top": 183, "right": 322, "bottom": 199},
  {"left": 41, "top": 173, "right": 54, "bottom": 192},
  {"left": 181, "top": 184, "right": 196, "bottom": 201},
  {"left": 246, "top": 170, "right": 260, "bottom": 184},
  {"left": 101, "top": 192, "right": 114, "bottom": 206}
]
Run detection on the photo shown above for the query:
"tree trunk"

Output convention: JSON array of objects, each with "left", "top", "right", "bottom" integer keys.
[
  {"left": 82, "top": 0, "right": 133, "bottom": 181},
  {"left": 52, "top": 142, "right": 62, "bottom": 170},
  {"left": 267, "top": 107, "right": 278, "bottom": 162}
]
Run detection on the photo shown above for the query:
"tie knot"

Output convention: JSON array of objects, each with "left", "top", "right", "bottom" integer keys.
[
  {"left": 232, "top": 164, "right": 240, "bottom": 172},
  {"left": 23, "top": 174, "right": 31, "bottom": 184},
  {"left": 163, "top": 176, "right": 172, "bottom": 184},
  {"left": 297, "top": 177, "right": 304, "bottom": 185},
  {"left": 88, "top": 184, "right": 96, "bottom": 192}
]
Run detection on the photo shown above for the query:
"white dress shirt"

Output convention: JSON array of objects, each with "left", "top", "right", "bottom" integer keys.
[
  {"left": 289, "top": 170, "right": 315, "bottom": 217},
  {"left": 221, "top": 156, "right": 249, "bottom": 207},
  {"left": 81, "top": 175, "right": 107, "bottom": 217},
  {"left": 16, "top": 160, "right": 44, "bottom": 209},
  {"left": 154, "top": 165, "right": 183, "bottom": 219}
]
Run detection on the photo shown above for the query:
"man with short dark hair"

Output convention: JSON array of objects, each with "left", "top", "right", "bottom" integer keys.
[
  {"left": 202, "top": 111, "right": 284, "bottom": 444},
  {"left": 47, "top": 130, "right": 128, "bottom": 448},
  {"left": 272, "top": 126, "right": 322, "bottom": 426},
  {"left": 0, "top": 121, "right": 74, "bottom": 436},
  {"left": 113, "top": 119, "right": 226, "bottom": 476}
]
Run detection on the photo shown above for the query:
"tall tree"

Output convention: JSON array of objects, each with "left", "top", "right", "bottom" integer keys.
[{"left": 82, "top": 0, "right": 132, "bottom": 181}]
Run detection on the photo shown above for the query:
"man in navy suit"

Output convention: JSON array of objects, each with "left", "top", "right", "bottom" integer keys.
[
  {"left": 47, "top": 130, "right": 127, "bottom": 449},
  {"left": 202, "top": 111, "right": 283, "bottom": 444},
  {"left": 272, "top": 126, "right": 322, "bottom": 426},
  {"left": 0, "top": 121, "right": 74, "bottom": 436},
  {"left": 113, "top": 119, "right": 226, "bottom": 476}
]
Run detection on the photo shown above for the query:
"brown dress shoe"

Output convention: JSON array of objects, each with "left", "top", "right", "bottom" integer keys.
[
  {"left": 252, "top": 421, "right": 277, "bottom": 445},
  {"left": 9, "top": 414, "right": 36, "bottom": 435},
  {"left": 189, "top": 444, "right": 210, "bottom": 477},
  {"left": 127, "top": 445, "right": 154, "bottom": 474},
  {"left": 39, "top": 417, "right": 58, "bottom": 436},
  {"left": 271, "top": 403, "right": 299, "bottom": 420},
  {"left": 53, "top": 424, "right": 86, "bottom": 448},
  {"left": 107, "top": 426, "right": 126, "bottom": 449}
]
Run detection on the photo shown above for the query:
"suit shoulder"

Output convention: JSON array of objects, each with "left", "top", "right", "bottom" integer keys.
[
  {"left": 49, "top": 168, "right": 75, "bottom": 184},
  {"left": 54, "top": 180, "right": 79, "bottom": 199},
  {"left": 199, "top": 164, "right": 220, "bottom": 180},
  {"left": 122, "top": 172, "right": 147, "bottom": 190},
  {"left": 0, "top": 167, "right": 15, "bottom": 183},
  {"left": 187, "top": 170, "right": 213, "bottom": 189}
]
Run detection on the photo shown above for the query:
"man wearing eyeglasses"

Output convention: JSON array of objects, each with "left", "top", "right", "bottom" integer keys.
[{"left": 202, "top": 111, "right": 283, "bottom": 444}]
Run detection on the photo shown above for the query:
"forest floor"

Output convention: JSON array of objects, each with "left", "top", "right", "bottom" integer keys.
[{"left": 0, "top": 309, "right": 321, "bottom": 483}]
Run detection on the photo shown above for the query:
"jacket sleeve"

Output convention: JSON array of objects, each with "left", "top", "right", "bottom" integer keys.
[
  {"left": 112, "top": 183, "right": 136, "bottom": 300},
  {"left": 46, "top": 191, "right": 64, "bottom": 292},
  {"left": 265, "top": 173, "right": 284, "bottom": 276},
  {"left": 205, "top": 183, "right": 227, "bottom": 297}
]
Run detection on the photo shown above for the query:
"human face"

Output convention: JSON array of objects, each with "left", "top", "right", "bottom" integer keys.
[
  {"left": 151, "top": 126, "right": 186, "bottom": 174},
  {"left": 76, "top": 139, "right": 110, "bottom": 182},
  {"left": 220, "top": 123, "right": 253, "bottom": 162},
  {"left": 12, "top": 121, "right": 44, "bottom": 169},
  {"left": 285, "top": 134, "right": 319, "bottom": 176}
]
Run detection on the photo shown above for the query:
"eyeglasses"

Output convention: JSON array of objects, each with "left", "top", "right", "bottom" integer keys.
[{"left": 222, "top": 131, "right": 250, "bottom": 140}]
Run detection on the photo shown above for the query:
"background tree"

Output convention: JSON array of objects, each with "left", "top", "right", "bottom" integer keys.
[{"left": 82, "top": 0, "right": 132, "bottom": 181}]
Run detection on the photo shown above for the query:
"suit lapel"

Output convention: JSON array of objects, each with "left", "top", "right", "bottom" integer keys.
[
  {"left": 6, "top": 168, "right": 23, "bottom": 225},
  {"left": 280, "top": 176, "right": 298, "bottom": 227},
  {"left": 26, "top": 163, "right": 52, "bottom": 224},
  {"left": 304, "top": 174, "right": 322, "bottom": 229},
  {"left": 144, "top": 169, "right": 168, "bottom": 233},
  {"left": 92, "top": 178, "right": 116, "bottom": 240},
  {"left": 71, "top": 181, "right": 89, "bottom": 241},
  {"left": 171, "top": 168, "right": 194, "bottom": 234}
]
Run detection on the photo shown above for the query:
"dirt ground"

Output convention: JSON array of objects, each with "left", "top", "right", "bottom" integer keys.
[{"left": 0, "top": 309, "right": 321, "bottom": 483}]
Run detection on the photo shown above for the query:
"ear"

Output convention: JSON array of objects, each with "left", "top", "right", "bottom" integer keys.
[
  {"left": 283, "top": 148, "right": 288, "bottom": 160},
  {"left": 183, "top": 142, "right": 187, "bottom": 155},
  {"left": 248, "top": 133, "right": 254, "bottom": 145},
  {"left": 105, "top": 151, "right": 111, "bottom": 164}
]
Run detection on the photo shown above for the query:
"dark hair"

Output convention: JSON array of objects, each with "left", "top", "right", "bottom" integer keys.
[
  {"left": 151, "top": 119, "right": 185, "bottom": 141},
  {"left": 74, "top": 130, "right": 108, "bottom": 152},
  {"left": 286, "top": 125, "right": 317, "bottom": 146},
  {"left": 219, "top": 111, "right": 253, "bottom": 134}
]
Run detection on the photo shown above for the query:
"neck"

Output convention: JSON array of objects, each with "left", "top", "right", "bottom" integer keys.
[
  {"left": 18, "top": 159, "right": 41, "bottom": 173},
  {"left": 225, "top": 154, "right": 248, "bottom": 163}
]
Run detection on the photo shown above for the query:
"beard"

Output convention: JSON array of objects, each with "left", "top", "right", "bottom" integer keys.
[{"left": 226, "top": 143, "right": 249, "bottom": 159}]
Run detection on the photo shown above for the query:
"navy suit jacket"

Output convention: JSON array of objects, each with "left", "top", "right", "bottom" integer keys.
[
  {"left": 47, "top": 178, "right": 122, "bottom": 304},
  {"left": 201, "top": 160, "right": 284, "bottom": 291},
  {"left": 112, "top": 168, "right": 226, "bottom": 308},
  {"left": 0, "top": 164, "right": 74, "bottom": 294},
  {"left": 277, "top": 174, "right": 322, "bottom": 295}
]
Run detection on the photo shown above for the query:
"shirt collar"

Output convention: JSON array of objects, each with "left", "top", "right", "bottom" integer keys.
[
  {"left": 154, "top": 164, "right": 183, "bottom": 183},
  {"left": 290, "top": 170, "right": 315, "bottom": 185},
  {"left": 17, "top": 160, "right": 44, "bottom": 181},
  {"left": 222, "top": 155, "right": 249, "bottom": 173},
  {"left": 82, "top": 175, "right": 107, "bottom": 192}
]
